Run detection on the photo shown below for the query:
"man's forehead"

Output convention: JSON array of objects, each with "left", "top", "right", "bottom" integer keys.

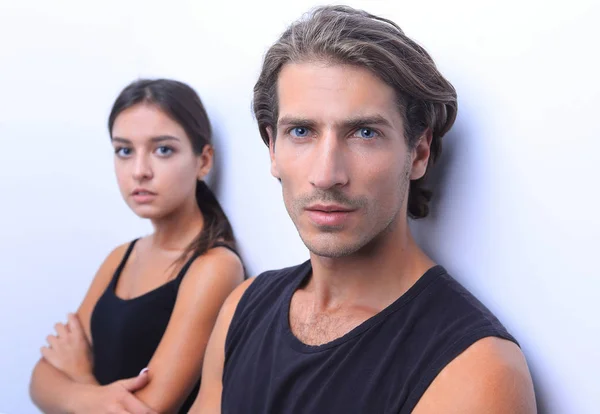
[{"left": 276, "top": 62, "right": 402, "bottom": 127}]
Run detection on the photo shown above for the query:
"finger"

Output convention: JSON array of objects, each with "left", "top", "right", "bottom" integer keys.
[
  {"left": 40, "top": 346, "right": 60, "bottom": 369},
  {"left": 67, "top": 313, "right": 87, "bottom": 341},
  {"left": 40, "top": 346, "right": 52, "bottom": 359},
  {"left": 122, "top": 393, "right": 155, "bottom": 414},
  {"left": 68, "top": 313, "right": 90, "bottom": 346},
  {"left": 46, "top": 334, "right": 58, "bottom": 348},
  {"left": 55, "top": 323, "right": 68, "bottom": 338},
  {"left": 118, "top": 370, "right": 150, "bottom": 392}
]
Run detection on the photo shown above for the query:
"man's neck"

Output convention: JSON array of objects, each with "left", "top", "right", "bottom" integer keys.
[{"left": 306, "top": 223, "right": 435, "bottom": 314}]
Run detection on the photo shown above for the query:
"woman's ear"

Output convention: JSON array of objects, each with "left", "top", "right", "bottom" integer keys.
[{"left": 197, "top": 144, "right": 214, "bottom": 180}]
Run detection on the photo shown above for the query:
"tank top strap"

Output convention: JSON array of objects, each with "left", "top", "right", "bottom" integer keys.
[
  {"left": 110, "top": 238, "right": 139, "bottom": 286},
  {"left": 174, "top": 252, "right": 202, "bottom": 283}
]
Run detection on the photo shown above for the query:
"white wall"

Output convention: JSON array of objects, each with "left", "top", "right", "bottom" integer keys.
[{"left": 0, "top": 0, "right": 598, "bottom": 412}]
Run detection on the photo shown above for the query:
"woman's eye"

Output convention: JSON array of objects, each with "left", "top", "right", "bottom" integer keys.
[
  {"left": 353, "top": 128, "right": 378, "bottom": 139},
  {"left": 156, "top": 146, "right": 174, "bottom": 156},
  {"left": 115, "top": 147, "right": 132, "bottom": 157},
  {"left": 290, "top": 127, "right": 310, "bottom": 138}
]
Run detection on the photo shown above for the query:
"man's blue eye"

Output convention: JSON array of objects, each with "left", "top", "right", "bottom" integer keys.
[
  {"left": 290, "top": 127, "right": 310, "bottom": 138},
  {"left": 156, "top": 146, "right": 173, "bottom": 156},
  {"left": 354, "top": 128, "right": 377, "bottom": 139}
]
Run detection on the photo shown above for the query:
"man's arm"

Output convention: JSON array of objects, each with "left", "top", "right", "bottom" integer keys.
[
  {"left": 188, "top": 277, "right": 255, "bottom": 414},
  {"left": 412, "top": 337, "right": 537, "bottom": 413}
]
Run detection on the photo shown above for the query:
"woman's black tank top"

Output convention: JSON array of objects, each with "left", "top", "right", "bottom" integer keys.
[
  {"left": 223, "top": 261, "right": 518, "bottom": 413},
  {"left": 90, "top": 239, "right": 236, "bottom": 413}
]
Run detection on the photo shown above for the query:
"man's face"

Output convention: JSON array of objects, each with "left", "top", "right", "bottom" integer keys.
[{"left": 269, "top": 62, "right": 430, "bottom": 258}]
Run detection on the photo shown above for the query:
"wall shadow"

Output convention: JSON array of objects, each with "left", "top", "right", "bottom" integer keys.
[
  {"left": 413, "top": 115, "right": 551, "bottom": 413},
  {"left": 208, "top": 123, "right": 252, "bottom": 276}
]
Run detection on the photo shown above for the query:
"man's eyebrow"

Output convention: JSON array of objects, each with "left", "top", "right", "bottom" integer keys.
[
  {"left": 277, "top": 115, "right": 393, "bottom": 130},
  {"left": 339, "top": 115, "right": 393, "bottom": 130},
  {"left": 277, "top": 117, "right": 318, "bottom": 129}
]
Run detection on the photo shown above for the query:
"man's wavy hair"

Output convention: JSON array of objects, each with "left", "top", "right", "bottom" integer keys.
[{"left": 252, "top": 5, "right": 458, "bottom": 219}]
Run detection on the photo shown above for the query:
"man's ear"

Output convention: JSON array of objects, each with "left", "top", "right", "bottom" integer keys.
[
  {"left": 267, "top": 127, "right": 280, "bottom": 179},
  {"left": 197, "top": 144, "right": 214, "bottom": 180},
  {"left": 410, "top": 128, "right": 432, "bottom": 180}
]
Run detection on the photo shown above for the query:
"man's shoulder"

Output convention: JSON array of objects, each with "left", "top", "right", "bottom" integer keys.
[
  {"left": 412, "top": 337, "right": 536, "bottom": 413},
  {"left": 399, "top": 267, "right": 532, "bottom": 412},
  {"left": 420, "top": 267, "right": 513, "bottom": 336}
]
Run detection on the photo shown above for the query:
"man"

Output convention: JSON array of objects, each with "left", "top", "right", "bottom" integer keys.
[{"left": 191, "top": 5, "right": 536, "bottom": 413}]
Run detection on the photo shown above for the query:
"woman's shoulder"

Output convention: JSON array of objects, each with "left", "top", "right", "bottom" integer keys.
[{"left": 184, "top": 245, "right": 244, "bottom": 286}]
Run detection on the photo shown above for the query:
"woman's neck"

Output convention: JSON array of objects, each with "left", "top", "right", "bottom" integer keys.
[{"left": 149, "top": 197, "right": 204, "bottom": 252}]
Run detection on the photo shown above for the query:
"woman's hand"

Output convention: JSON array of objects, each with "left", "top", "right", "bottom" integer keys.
[
  {"left": 41, "top": 313, "right": 96, "bottom": 384},
  {"left": 73, "top": 371, "right": 157, "bottom": 414}
]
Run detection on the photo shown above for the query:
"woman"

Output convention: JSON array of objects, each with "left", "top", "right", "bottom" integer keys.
[{"left": 29, "top": 79, "right": 244, "bottom": 413}]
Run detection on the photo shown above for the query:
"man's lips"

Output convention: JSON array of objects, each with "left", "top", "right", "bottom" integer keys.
[
  {"left": 305, "top": 204, "right": 354, "bottom": 213},
  {"left": 305, "top": 204, "right": 356, "bottom": 226}
]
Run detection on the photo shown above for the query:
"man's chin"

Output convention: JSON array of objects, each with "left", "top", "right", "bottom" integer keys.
[{"left": 301, "top": 234, "right": 363, "bottom": 259}]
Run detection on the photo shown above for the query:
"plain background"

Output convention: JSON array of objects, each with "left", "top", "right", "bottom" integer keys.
[{"left": 1, "top": 0, "right": 598, "bottom": 412}]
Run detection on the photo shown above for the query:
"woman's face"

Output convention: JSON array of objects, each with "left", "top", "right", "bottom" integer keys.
[{"left": 111, "top": 103, "right": 211, "bottom": 220}]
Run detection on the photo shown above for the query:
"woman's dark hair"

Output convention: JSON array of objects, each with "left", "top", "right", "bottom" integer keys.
[{"left": 108, "top": 78, "right": 236, "bottom": 264}]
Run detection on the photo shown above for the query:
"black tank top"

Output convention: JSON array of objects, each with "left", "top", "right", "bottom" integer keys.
[
  {"left": 90, "top": 239, "right": 236, "bottom": 413},
  {"left": 223, "top": 261, "right": 517, "bottom": 414}
]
